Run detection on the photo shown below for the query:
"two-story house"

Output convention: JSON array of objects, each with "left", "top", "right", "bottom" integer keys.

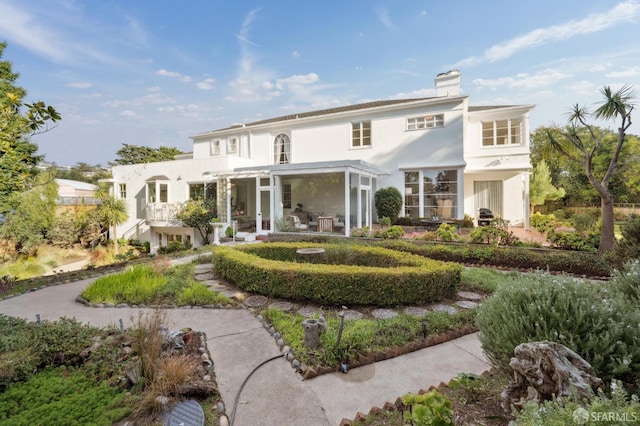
[{"left": 109, "top": 71, "right": 534, "bottom": 253}]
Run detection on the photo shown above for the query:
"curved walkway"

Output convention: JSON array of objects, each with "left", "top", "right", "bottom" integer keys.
[{"left": 0, "top": 256, "right": 490, "bottom": 426}]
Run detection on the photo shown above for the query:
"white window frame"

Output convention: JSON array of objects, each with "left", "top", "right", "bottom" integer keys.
[
  {"left": 211, "top": 140, "right": 220, "bottom": 156},
  {"left": 351, "top": 121, "right": 371, "bottom": 148},
  {"left": 407, "top": 114, "right": 444, "bottom": 130},
  {"left": 482, "top": 118, "right": 522, "bottom": 146},
  {"left": 118, "top": 183, "right": 126, "bottom": 199},
  {"left": 273, "top": 133, "right": 291, "bottom": 164},
  {"left": 227, "top": 137, "right": 238, "bottom": 154}
]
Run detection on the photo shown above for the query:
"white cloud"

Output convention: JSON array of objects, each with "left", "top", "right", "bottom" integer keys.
[
  {"left": 391, "top": 88, "right": 438, "bottom": 98},
  {"left": 454, "top": 1, "right": 640, "bottom": 67},
  {"left": 103, "top": 93, "right": 176, "bottom": 108},
  {"left": 375, "top": 7, "right": 395, "bottom": 29},
  {"left": 120, "top": 110, "right": 140, "bottom": 118},
  {"left": 275, "top": 73, "right": 319, "bottom": 90},
  {"left": 568, "top": 80, "right": 599, "bottom": 96},
  {"left": 589, "top": 63, "right": 613, "bottom": 72},
  {"left": 473, "top": 70, "right": 571, "bottom": 90},
  {"left": 156, "top": 69, "right": 183, "bottom": 78},
  {"left": 606, "top": 67, "right": 640, "bottom": 78},
  {"left": 197, "top": 78, "right": 216, "bottom": 90},
  {"left": 148, "top": 86, "right": 162, "bottom": 92},
  {"left": 67, "top": 82, "right": 92, "bottom": 89},
  {"left": 292, "top": 51, "right": 300, "bottom": 58}
]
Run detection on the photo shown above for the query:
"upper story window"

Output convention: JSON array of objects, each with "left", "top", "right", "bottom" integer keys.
[
  {"left": 211, "top": 140, "right": 220, "bottom": 156},
  {"left": 227, "top": 137, "right": 238, "bottom": 154},
  {"left": 118, "top": 184, "right": 127, "bottom": 199},
  {"left": 407, "top": 114, "right": 444, "bottom": 130},
  {"left": 351, "top": 121, "right": 371, "bottom": 148},
  {"left": 482, "top": 118, "right": 522, "bottom": 146},
  {"left": 274, "top": 133, "right": 291, "bottom": 164}
]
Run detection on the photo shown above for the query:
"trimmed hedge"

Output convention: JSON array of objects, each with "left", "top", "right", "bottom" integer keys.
[
  {"left": 211, "top": 243, "right": 461, "bottom": 306},
  {"left": 372, "top": 240, "right": 611, "bottom": 277}
]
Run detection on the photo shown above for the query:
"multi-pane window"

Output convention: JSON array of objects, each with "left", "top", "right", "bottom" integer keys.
[
  {"left": 227, "top": 137, "right": 237, "bottom": 154},
  {"left": 211, "top": 140, "right": 220, "bottom": 155},
  {"left": 283, "top": 183, "right": 292, "bottom": 209},
  {"left": 274, "top": 134, "right": 291, "bottom": 164},
  {"left": 119, "top": 184, "right": 126, "bottom": 199},
  {"left": 351, "top": 121, "right": 371, "bottom": 148},
  {"left": 404, "top": 169, "right": 459, "bottom": 219},
  {"left": 482, "top": 118, "right": 522, "bottom": 146},
  {"left": 189, "top": 182, "right": 217, "bottom": 201},
  {"left": 407, "top": 114, "right": 444, "bottom": 130}
]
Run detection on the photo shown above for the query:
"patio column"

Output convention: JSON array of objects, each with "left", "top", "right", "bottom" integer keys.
[{"left": 344, "top": 169, "right": 350, "bottom": 236}]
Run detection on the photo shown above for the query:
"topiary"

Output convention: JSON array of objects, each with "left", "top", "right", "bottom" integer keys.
[
  {"left": 374, "top": 187, "right": 403, "bottom": 223},
  {"left": 476, "top": 274, "right": 640, "bottom": 389}
]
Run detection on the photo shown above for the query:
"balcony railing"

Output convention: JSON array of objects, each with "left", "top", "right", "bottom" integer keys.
[{"left": 145, "top": 202, "right": 185, "bottom": 225}]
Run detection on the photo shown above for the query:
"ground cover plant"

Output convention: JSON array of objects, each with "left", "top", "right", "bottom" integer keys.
[
  {"left": 264, "top": 307, "right": 476, "bottom": 370},
  {"left": 82, "top": 260, "right": 233, "bottom": 306},
  {"left": 0, "top": 311, "right": 222, "bottom": 425}
]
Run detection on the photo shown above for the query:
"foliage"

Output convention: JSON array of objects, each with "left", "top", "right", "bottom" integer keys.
[
  {"left": 529, "top": 159, "right": 565, "bottom": 211},
  {"left": 0, "top": 174, "right": 58, "bottom": 255},
  {"left": 0, "top": 42, "right": 60, "bottom": 215},
  {"left": 373, "top": 224, "right": 405, "bottom": 239},
  {"left": 157, "top": 240, "right": 189, "bottom": 254},
  {"left": 613, "top": 260, "right": 640, "bottom": 303},
  {"left": 0, "top": 367, "right": 129, "bottom": 425},
  {"left": 379, "top": 216, "right": 391, "bottom": 227},
  {"left": 374, "top": 187, "right": 403, "bottom": 222},
  {"left": 546, "top": 229, "right": 599, "bottom": 252},
  {"left": 607, "top": 214, "right": 640, "bottom": 270},
  {"left": 96, "top": 192, "right": 129, "bottom": 255},
  {"left": 402, "top": 390, "right": 454, "bottom": 426},
  {"left": 539, "top": 85, "right": 636, "bottom": 253},
  {"left": 530, "top": 212, "right": 563, "bottom": 233},
  {"left": 82, "top": 265, "right": 168, "bottom": 305},
  {"left": 476, "top": 273, "right": 640, "bottom": 387},
  {"left": 52, "top": 162, "right": 111, "bottom": 185},
  {"left": 435, "top": 222, "right": 459, "bottom": 242},
  {"left": 176, "top": 282, "right": 230, "bottom": 306},
  {"left": 514, "top": 382, "right": 640, "bottom": 426},
  {"left": 469, "top": 219, "right": 520, "bottom": 246},
  {"left": 349, "top": 226, "right": 371, "bottom": 237},
  {"left": 212, "top": 243, "right": 461, "bottom": 306},
  {"left": 175, "top": 198, "right": 217, "bottom": 244},
  {"left": 48, "top": 210, "right": 81, "bottom": 248},
  {"left": 110, "top": 143, "right": 184, "bottom": 165},
  {"left": 265, "top": 308, "right": 475, "bottom": 368}
]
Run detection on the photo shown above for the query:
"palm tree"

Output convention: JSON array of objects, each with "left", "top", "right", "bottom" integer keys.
[
  {"left": 99, "top": 195, "right": 129, "bottom": 256},
  {"left": 544, "top": 84, "right": 635, "bottom": 253}
]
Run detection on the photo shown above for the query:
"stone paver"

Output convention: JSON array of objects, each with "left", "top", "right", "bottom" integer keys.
[
  {"left": 298, "top": 306, "right": 322, "bottom": 318},
  {"left": 371, "top": 308, "right": 398, "bottom": 319},
  {"left": 455, "top": 300, "right": 479, "bottom": 309},
  {"left": 404, "top": 306, "right": 429, "bottom": 317},
  {"left": 456, "top": 291, "right": 483, "bottom": 301},
  {"left": 269, "top": 301, "right": 293, "bottom": 312},
  {"left": 342, "top": 309, "right": 363, "bottom": 320},
  {"left": 194, "top": 272, "right": 216, "bottom": 281},
  {"left": 243, "top": 295, "right": 268, "bottom": 307},
  {"left": 431, "top": 304, "right": 458, "bottom": 314}
]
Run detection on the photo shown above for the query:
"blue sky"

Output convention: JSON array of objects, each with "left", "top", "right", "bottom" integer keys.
[{"left": 1, "top": 0, "right": 639, "bottom": 166}]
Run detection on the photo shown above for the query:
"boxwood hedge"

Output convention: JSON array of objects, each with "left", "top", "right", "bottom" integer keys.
[{"left": 211, "top": 243, "right": 461, "bottom": 306}]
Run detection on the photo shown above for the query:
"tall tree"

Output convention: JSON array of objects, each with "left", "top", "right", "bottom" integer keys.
[
  {"left": 0, "top": 41, "right": 60, "bottom": 214},
  {"left": 111, "top": 143, "right": 184, "bottom": 165},
  {"left": 98, "top": 194, "right": 128, "bottom": 255},
  {"left": 543, "top": 85, "right": 636, "bottom": 253},
  {"left": 175, "top": 199, "right": 217, "bottom": 244},
  {"left": 529, "top": 159, "right": 565, "bottom": 214},
  {"left": 0, "top": 172, "right": 58, "bottom": 255}
]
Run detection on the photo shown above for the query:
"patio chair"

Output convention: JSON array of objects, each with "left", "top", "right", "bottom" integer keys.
[
  {"left": 317, "top": 216, "right": 333, "bottom": 233},
  {"left": 288, "top": 215, "right": 309, "bottom": 230}
]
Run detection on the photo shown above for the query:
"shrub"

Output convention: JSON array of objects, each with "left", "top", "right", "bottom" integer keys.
[
  {"left": 212, "top": 243, "right": 461, "bottom": 306},
  {"left": 547, "top": 229, "right": 599, "bottom": 252},
  {"left": 349, "top": 227, "right": 371, "bottom": 237},
  {"left": 379, "top": 216, "right": 392, "bottom": 227},
  {"left": 469, "top": 222, "right": 519, "bottom": 246},
  {"left": 374, "top": 187, "right": 403, "bottom": 222},
  {"left": 380, "top": 225, "right": 405, "bottom": 239},
  {"left": 514, "top": 382, "right": 640, "bottom": 425},
  {"left": 607, "top": 214, "right": 640, "bottom": 271},
  {"left": 82, "top": 265, "right": 168, "bottom": 305},
  {"left": 435, "top": 222, "right": 458, "bottom": 242},
  {"left": 613, "top": 260, "right": 640, "bottom": 303},
  {"left": 476, "top": 274, "right": 640, "bottom": 387},
  {"left": 176, "top": 282, "right": 231, "bottom": 306}
]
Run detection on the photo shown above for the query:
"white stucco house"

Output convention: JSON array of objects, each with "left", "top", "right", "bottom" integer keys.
[{"left": 108, "top": 71, "right": 534, "bottom": 253}]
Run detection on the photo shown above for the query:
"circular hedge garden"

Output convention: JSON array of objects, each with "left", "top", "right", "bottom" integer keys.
[{"left": 211, "top": 242, "right": 461, "bottom": 306}]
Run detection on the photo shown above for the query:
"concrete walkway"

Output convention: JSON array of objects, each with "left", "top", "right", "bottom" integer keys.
[{"left": 0, "top": 262, "right": 490, "bottom": 426}]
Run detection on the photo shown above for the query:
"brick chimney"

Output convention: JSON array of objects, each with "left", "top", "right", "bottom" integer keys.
[{"left": 434, "top": 70, "right": 461, "bottom": 96}]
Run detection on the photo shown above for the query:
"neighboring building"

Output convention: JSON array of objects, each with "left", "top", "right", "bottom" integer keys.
[
  {"left": 109, "top": 71, "right": 534, "bottom": 253},
  {"left": 55, "top": 178, "right": 100, "bottom": 215}
]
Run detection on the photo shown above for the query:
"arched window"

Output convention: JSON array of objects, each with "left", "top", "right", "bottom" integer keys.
[{"left": 274, "top": 133, "right": 290, "bottom": 164}]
